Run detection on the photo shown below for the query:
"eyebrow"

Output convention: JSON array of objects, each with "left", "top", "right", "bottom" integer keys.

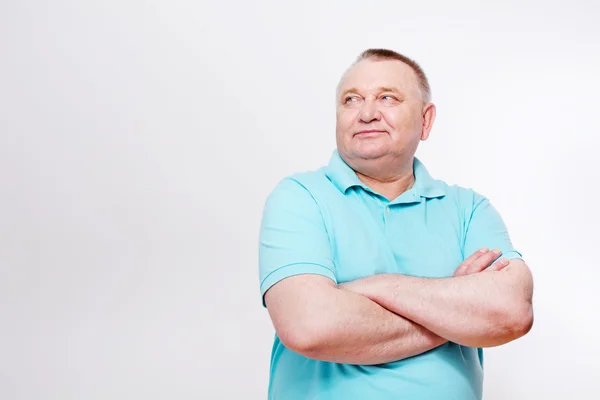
[
  {"left": 379, "top": 86, "right": 402, "bottom": 93},
  {"left": 340, "top": 86, "right": 403, "bottom": 98}
]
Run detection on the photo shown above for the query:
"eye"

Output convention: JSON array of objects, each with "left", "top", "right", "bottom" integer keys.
[
  {"left": 344, "top": 96, "right": 357, "bottom": 104},
  {"left": 381, "top": 95, "right": 397, "bottom": 101}
]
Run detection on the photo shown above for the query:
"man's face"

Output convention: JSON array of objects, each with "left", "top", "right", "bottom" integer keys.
[{"left": 336, "top": 59, "right": 431, "bottom": 164}]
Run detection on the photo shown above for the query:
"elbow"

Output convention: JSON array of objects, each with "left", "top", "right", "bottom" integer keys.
[
  {"left": 511, "top": 302, "right": 534, "bottom": 337},
  {"left": 475, "top": 303, "right": 533, "bottom": 348},
  {"left": 280, "top": 330, "right": 320, "bottom": 355},
  {"left": 278, "top": 321, "right": 332, "bottom": 357},
  {"left": 495, "top": 301, "right": 534, "bottom": 343}
]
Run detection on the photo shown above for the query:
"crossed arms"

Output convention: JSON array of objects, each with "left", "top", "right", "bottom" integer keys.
[
  {"left": 264, "top": 252, "right": 533, "bottom": 365},
  {"left": 259, "top": 178, "right": 534, "bottom": 365}
]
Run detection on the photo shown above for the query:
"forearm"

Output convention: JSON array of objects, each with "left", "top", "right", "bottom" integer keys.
[
  {"left": 351, "top": 262, "right": 533, "bottom": 347},
  {"left": 267, "top": 275, "right": 447, "bottom": 365},
  {"left": 299, "top": 288, "right": 447, "bottom": 365}
]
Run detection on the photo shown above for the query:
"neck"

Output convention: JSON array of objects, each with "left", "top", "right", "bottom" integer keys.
[{"left": 354, "top": 158, "right": 415, "bottom": 201}]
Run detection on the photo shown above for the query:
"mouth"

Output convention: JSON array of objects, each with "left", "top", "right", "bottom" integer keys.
[{"left": 354, "top": 130, "right": 387, "bottom": 137}]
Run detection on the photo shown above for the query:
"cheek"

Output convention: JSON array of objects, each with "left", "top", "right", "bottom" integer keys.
[
  {"left": 337, "top": 110, "right": 357, "bottom": 132},
  {"left": 384, "top": 110, "right": 419, "bottom": 131}
]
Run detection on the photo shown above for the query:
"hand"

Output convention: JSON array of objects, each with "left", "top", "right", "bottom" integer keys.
[{"left": 453, "top": 247, "right": 510, "bottom": 277}]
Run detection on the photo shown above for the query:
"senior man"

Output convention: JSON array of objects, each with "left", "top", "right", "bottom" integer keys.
[{"left": 258, "top": 48, "right": 534, "bottom": 400}]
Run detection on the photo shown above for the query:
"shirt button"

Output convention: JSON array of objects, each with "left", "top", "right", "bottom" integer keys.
[{"left": 386, "top": 206, "right": 391, "bottom": 213}]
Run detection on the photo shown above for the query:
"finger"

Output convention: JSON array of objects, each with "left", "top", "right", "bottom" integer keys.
[
  {"left": 455, "top": 247, "right": 489, "bottom": 275},
  {"left": 465, "top": 248, "right": 502, "bottom": 274},
  {"left": 486, "top": 258, "right": 510, "bottom": 272},
  {"left": 463, "top": 247, "right": 489, "bottom": 266},
  {"left": 465, "top": 248, "right": 502, "bottom": 273}
]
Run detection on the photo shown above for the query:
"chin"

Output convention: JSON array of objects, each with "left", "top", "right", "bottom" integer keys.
[
  {"left": 347, "top": 145, "right": 390, "bottom": 161},
  {"left": 353, "top": 152, "right": 387, "bottom": 160}
]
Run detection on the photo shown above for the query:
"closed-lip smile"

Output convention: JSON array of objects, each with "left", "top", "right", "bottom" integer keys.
[{"left": 354, "top": 129, "right": 386, "bottom": 136}]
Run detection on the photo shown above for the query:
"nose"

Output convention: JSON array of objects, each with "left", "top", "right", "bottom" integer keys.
[{"left": 358, "top": 98, "right": 381, "bottom": 123}]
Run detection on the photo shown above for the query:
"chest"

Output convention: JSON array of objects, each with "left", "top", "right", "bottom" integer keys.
[{"left": 322, "top": 195, "right": 465, "bottom": 283}]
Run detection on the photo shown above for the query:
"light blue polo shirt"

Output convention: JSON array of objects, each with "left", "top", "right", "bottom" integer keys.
[{"left": 258, "top": 150, "right": 523, "bottom": 400}]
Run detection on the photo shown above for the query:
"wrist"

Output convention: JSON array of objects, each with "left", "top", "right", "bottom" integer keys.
[
  {"left": 361, "top": 274, "right": 394, "bottom": 302},
  {"left": 367, "top": 273, "right": 413, "bottom": 311},
  {"left": 338, "top": 274, "right": 387, "bottom": 298}
]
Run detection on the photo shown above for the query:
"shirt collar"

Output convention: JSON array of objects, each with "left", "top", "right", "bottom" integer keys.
[{"left": 325, "top": 149, "right": 446, "bottom": 200}]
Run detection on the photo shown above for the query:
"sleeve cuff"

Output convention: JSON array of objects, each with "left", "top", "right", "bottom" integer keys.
[
  {"left": 260, "top": 262, "right": 337, "bottom": 307},
  {"left": 503, "top": 250, "right": 524, "bottom": 261}
]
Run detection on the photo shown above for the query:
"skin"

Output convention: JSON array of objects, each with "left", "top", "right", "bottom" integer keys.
[
  {"left": 339, "top": 250, "right": 533, "bottom": 348},
  {"left": 264, "top": 58, "right": 534, "bottom": 364},
  {"left": 335, "top": 58, "right": 436, "bottom": 200}
]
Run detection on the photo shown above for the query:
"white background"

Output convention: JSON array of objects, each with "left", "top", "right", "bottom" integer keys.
[{"left": 1, "top": 1, "right": 599, "bottom": 399}]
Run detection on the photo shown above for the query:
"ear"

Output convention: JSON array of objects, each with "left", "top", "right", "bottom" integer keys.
[{"left": 420, "top": 103, "right": 436, "bottom": 141}]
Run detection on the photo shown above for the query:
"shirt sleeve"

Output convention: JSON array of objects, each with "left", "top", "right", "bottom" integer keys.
[
  {"left": 462, "top": 191, "right": 523, "bottom": 264},
  {"left": 258, "top": 177, "right": 337, "bottom": 307}
]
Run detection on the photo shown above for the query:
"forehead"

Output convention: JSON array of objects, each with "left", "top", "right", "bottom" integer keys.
[{"left": 339, "top": 59, "right": 421, "bottom": 96}]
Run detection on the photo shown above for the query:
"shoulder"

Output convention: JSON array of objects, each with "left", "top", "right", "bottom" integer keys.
[
  {"left": 265, "top": 167, "right": 334, "bottom": 207},
  {"left": 436, "top": 182, "right": 490, "bottom": 215}
]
